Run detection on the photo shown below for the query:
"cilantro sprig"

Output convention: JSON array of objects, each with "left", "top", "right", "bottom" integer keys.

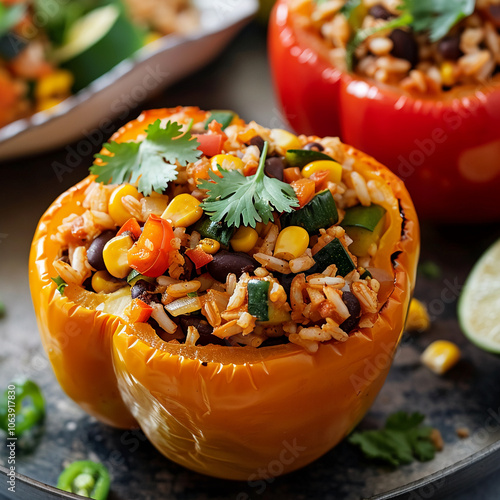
[
  {"left": 345, "top": 0, "right": 476, "bottom": 71},
  {"left": 199, "top": 141, "right": 299, "bottom": 229},
  {"left": 91, "top": 120, "right": 201, "bottom": 196},
  {"left": 348, "top": 412, "right": 437, "bottom": 467}
]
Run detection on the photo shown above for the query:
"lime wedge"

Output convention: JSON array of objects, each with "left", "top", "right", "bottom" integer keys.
[
  {"left": 459, "top": 239, "right": 500, "bottom": 353},
  {"left": 52, "top": 4, "right": 144, "bottom": 92}
]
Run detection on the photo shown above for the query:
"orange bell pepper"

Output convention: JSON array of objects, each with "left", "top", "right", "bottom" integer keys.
[
  {"left": 127, "top": 214, "right": 174, "bottom": 278},
  {"left": 117, "top": 217, "right": 142, "bottom": 240},
  {"left": 124, "top": 299, "right": 153, "bottom": 324},
  {"left": 29, "top": 107, "right": 419, "bottom": 479}
]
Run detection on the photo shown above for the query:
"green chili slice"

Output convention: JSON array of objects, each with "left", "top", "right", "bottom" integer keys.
[
  {"left": 57, "top": 460, "right": 111, "bottom": 500},
  {"left": 0, "top": 378, "right": 45, "bottom": 435}
]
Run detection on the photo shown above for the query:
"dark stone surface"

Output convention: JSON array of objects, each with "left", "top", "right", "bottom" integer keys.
[{"left": 1, "top": 22, "right": 500, "bottom": 500}]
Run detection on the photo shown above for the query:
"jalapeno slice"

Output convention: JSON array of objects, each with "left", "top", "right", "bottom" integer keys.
[
  {"left": 57, "top": 460, "right": 110, "bottom": 500},
  {"left": 0, "top": 378, "right": 45, "bottom": 435}
]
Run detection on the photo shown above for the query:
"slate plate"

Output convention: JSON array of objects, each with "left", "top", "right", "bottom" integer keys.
[{"left": 1, "top": 217, "right": 500, "bottom": 500}]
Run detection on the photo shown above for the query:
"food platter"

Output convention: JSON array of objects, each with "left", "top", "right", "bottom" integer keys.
[
  {"left": 0, "top": 0, "right": 258, "bottom": 161},
  {"left": 2, "top": 200, "right": 500, "bottom": 499},
  {"left": 1, "top": 17, "right": 500, "bottom": 500}
]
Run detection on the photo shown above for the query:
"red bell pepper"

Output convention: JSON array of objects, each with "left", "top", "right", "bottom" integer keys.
[
  {"left": 117, "top": 217, "right": 142, "bottom": 240},
  {"left": 128, "top": 214, "right": 174, "bottom": 278},
  {"left": 269, "top": 0, "right": 500, "bottom": 222},
  {"left": 185, "top": 247, "right": 214, "bottom": 269}
]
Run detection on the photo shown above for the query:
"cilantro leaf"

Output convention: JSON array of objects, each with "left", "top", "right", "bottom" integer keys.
[
  {"left": 404, "top": 0, "right": 475, "bottom": 42},
  {"left": 199, "top": 141, "right": 299, "bottom": 228},
  {"left": 51, "top": 276, "right": 68, "bottom": 295},
  {"left": 348, "top": 412, "right": 436, "bottom": 467},
  {"left": 346, "top": 0, "right": 475, "bottom": 70},
  {"left": 91, "top": 120, "right": 201, "bottom": 196},
  {"left": 0, "top": 4, "right": 25, "bottom": 36}
]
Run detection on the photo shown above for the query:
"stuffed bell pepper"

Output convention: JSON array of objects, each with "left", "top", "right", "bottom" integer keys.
[
  {"left": 29, "top": 106, "right": 419, "bottom": 479},
  {"left": 269, "top": 0, "right": 500, "bottom": 222}
]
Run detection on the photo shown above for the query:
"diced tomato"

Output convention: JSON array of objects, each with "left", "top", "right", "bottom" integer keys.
[
  {"left": 283, "top": 167, "right": 302, "bottom": 184},
  {"left": 309, "top": 170, "right": 330, "bottom": 191},
  {"left": 185, "top": 247, "right": 214, "bottom": 269},
  {"left": 193, "top": 133, "right": 224, "bottom": 157},
  {"left": 291, "top": 178, "right": 316, "bottom": 207}
]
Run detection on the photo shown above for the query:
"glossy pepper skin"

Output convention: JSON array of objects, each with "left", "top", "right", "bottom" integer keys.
[
  {"left": 30, "top": 107, "right": 419, "bottom": 479},
  {"left": 269, "top": 0, "right": 500, "bottom": 222}
]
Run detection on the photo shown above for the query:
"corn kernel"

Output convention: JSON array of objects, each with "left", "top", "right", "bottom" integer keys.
[
  {"left": 270, "top": 129, "right": 301, "bottom": 151},
  {"left": 302, "top": 160, "right": 342, "bottom": 184},
  {"left": 35, "top": 70, "right": 74, "bottom": 100},
  {"left": 108, "top": 185, "right": 142, "bottom": 226},
  {"left": 406, "top": 298, "right": 430, "bottom": 332},
  {"left": 91, "top": 270, "right": 125, "bottom": 294},
  {"left": 199, "top": 238, "right": 220, "bottom": 254},
  {"left": 103, "top": 234, "right": 134, "bottom": 279},
  {"left": 274, "top": 226, "right": 309, "bottom": 261},
  {"left": 211, "top": 154, "right": 244, "bottom": 175},
  {"left": 440, "top": 62, "right": 455, "bottom": 87},
  {"left": 421, "top": 340, "right": 461, "bottom": 375},
  {"left": 230, "top": 226, "right": 259, "bottom": 253},
  {"left": 161, "top": 193, "right": 203, "bottom": 227}
]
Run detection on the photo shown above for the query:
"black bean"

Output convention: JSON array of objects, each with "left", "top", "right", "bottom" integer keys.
[
  {"left": 207, "top": 251, "right": 258, "bottom": 283},
  {"left": 389, "top": 29, "right": 419, "bottom": 68},
  {"left": 264, "top": 157, "right": 285, "bottom": 181},
  {"left": 178, "top": 315, "right": 227, "bottom": 346},
  {"left": 131, "top": 279, "right": 155, "bottom": 300},
  {"left": 87, "top": 230, "right": 116, "bottom": 270},
  {"left": 339, "top": 291, "right": 361, "bottom": 333},
  {"left": 303, "top": 142, "right": 324, "bottom": 152},
  {"left": 368, "top": 4, "right": 393, "bottom": 20},
  {"left": 437, "top": 35, "right": 463, "bottom": 61},
  {"left": 178, "top": 255, "right": 195, "bottom": 281},
  {"left": 178, "top": 316, "right": 213, "bottom": 337},
  {"left": 248, "top": 135, "right": 265, "bottom": 152}
]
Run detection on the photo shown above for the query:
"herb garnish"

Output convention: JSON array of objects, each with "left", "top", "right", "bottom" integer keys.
[
  {"left": 199, "top": 141, "right": 299, "bottom": 229},
  {"left": 91, "top": 120, "right": 201, "bottom": 196},
  {"left": 0, "top": 3, "right": 25, "bottom": 36},
  {"left": 52, "top": 276, "right": 68, "bottom": 295},
  {"left": 345, "top": 0, "right": 476, "bottom": 71},
  {"left": 348, "top": 412, "right": 437, "bottom": 466}
]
